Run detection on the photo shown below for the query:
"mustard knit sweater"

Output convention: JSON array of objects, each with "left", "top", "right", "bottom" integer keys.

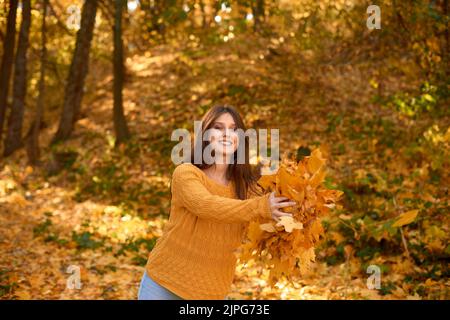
[{"left": 145, "top": 163, "right": 272, "bottom": 300}]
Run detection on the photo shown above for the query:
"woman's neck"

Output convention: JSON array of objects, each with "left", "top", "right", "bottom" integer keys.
[{"left": 203, "top": 163, "right": 229, "bottom": 184}]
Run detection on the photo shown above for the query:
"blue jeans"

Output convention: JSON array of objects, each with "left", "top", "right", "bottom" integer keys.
[{"left": 137, "top": 271, "right": 183, "bottom": 300}]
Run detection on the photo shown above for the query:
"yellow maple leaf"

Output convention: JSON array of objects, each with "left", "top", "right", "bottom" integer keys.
[
  {"left": 306, "top": 149, "right": 325, "bottom": 174},
  {"left": 258, "top": 173, "right": 277, "bottom": 190},
  {"left": 310, "top": 167, "right": 327, "bottom": 186},
  {"left": 247, "top": 221, "right": 264, "bottom": 241},
  {"left": 260, "top": 223, "right": 277, "bottom": 232},
  {"left": 276, "top": 216, "right": 303, "bottom": 232},
  {"left": 392, "top": 209, "right": 419, "bottom": 227}
]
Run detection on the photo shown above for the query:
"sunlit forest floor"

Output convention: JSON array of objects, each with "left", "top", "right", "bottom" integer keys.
[{"left": 0, "top": 32, "right": 448, "bottom": 299}]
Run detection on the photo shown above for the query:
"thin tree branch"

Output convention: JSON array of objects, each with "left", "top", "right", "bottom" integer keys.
[{"left": 47, "top": 1, "right": 75, "bottom": 35}]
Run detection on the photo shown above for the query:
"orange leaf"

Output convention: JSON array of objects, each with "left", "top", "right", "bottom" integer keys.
[{"left": 392, "top": 210, "right": 419, "bottom": 227}]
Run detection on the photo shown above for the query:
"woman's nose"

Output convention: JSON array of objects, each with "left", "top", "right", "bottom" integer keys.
[{"left": 223, "top": 128, "right": 233, "bottom": 136}]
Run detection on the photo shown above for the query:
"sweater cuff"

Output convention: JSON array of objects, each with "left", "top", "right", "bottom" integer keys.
[{"left": 259, "top": 193, "right": 272, "bottom": 220}]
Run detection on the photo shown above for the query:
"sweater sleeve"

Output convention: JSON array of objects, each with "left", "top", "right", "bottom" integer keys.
[{"left": 171, "top": 164, "right": 273, "bottom": 223}]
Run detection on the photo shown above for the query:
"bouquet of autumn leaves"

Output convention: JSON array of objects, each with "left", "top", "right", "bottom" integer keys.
[{"left": 239, "top": 148, "right": 343, "bottom": 286}]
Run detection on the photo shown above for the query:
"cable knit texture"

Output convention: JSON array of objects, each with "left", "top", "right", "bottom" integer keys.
[{"left": 145, "top": 163, "right": 272, "bottom": 300}]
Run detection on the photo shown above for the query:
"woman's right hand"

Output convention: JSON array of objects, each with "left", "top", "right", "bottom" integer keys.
[{"left": 268, "top": 191, "right": 296, "bottom": 222}]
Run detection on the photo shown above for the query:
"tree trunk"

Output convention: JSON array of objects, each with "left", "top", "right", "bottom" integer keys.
[
  {"left": 4, "top": 0, "right": 31, "bottom": 157},
  {"left": 252, "top": 0, "right": 265, "bottom": 32},
  {"left": 26, "top": 0, "right": 48, "bottom": 166},
  {"left": 198, "top": 0, "right": 207, "bottom": 28},
  {"left": 51, "top": 0, "right": 98, "bottom": 144},
  {"left": 113, "top": 0, "right": 130, "bottom": 145},
  {"left": 443, "top": 0, "right": 449, "bottom": 78},
  {"left": 0, "top": 0, "right": 18, "bottom": 146}
]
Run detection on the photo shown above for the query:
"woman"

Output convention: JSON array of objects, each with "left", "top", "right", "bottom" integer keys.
[{"left": 138, "top": 104, "right": 296, "bottom": 300}]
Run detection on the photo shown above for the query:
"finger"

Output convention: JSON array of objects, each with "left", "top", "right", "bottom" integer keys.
[
  {"left": 274, "top": 201, "right": 296, "bottom": 208},
  {"left": 273, "top": 196, "right": 289, "bottom": 203}
]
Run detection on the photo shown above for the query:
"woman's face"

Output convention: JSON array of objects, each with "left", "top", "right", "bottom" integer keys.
[{"left": 208, "top": 112, "right": 239, "bottom": 161}]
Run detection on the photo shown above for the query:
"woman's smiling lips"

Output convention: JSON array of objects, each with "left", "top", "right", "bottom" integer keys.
[{"left": 219, "top": 139, "right": 233, "bottom": 146}]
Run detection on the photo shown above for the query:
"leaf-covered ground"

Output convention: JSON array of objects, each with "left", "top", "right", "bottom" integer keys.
[{"left": 0, "top": 32, "right": 448, "bottom": 300}]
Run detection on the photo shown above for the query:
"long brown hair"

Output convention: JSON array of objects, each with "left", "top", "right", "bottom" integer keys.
[{"left": 186, "top": 104, "right": 261, "bottom": 200}]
